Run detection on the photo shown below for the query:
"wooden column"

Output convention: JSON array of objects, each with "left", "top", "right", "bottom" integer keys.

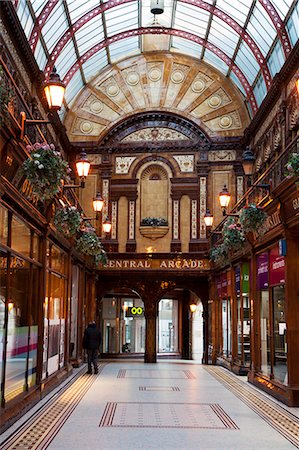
[{"left": 144, "top": 301, "right": 157, "bottom": 363}]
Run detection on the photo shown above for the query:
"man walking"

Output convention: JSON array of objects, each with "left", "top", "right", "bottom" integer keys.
[{"left": 83, "top": 321, "right": 101, "bottom": 374}]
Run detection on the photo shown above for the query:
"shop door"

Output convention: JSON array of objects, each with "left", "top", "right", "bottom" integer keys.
[{"left": 158, "top": 299, "right": 179, "bottom": 353}]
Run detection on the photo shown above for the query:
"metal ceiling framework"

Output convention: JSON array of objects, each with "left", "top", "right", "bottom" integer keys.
[{"left": 14, "top": 0, "right": 298, "bottom": 116}]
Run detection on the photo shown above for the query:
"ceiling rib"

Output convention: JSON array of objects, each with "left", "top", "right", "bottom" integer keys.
[{"left": 29, "top": 0, "right": 60, "bottom": 52}]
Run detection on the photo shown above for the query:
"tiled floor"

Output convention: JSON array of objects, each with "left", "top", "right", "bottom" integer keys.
[{"left": 1, "top": 361, "right": 299, "bottom": 450}]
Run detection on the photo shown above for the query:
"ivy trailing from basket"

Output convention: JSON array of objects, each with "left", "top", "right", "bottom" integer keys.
[
  {"left": 54, "top": 206, "right": 82, "bottom": 238},
  {"left": 75, "top": 231, "right": 107, "bottom": 265},
  {"left": 22, "top": 142, "right": 70, "bottom": 201},
  {"left": 239, "top": 204, "right": 267, "bottom": 234},
  {"left": 140, "top": 217, "right": 168, "bottom": 226}
]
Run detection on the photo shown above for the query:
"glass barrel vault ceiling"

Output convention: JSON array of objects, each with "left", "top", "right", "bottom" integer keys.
[{"left": 15, "top": 0, "right": 299, "bottom": 118}]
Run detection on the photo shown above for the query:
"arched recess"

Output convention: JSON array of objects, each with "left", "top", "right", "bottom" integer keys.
[{"left": 140, "top": 165, "right": 169, "bottom": 222}]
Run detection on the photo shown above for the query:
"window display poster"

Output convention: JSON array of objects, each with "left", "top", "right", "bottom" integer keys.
[
  {"left": 242, "top": 262, "right": 249, "bottom": 294},
  {"left": 257, "top": 253, "right": 268, "bottom": 289},
  {"left": 269, "top": 245, "right": 285, "bottom": 286},
  {"left": 217, "top": 276, "right": 222, "bottom": 298},
  {"left": 221, "top": 272, "right": 228, "bottom": 298}
]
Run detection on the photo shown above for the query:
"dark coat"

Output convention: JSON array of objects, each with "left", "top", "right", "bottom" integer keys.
[{"left": 83, "top": 323, "right": 101, "bottom": 350}]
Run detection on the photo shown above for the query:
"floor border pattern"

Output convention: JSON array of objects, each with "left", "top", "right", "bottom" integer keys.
[
  {"left": 205, "top": 366, "right": 299, "bottom": 448},
  {"left": 1, "top": 364, "right": 106, "bottom": 450}
]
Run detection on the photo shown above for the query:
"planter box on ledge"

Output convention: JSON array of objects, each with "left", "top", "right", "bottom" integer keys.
[{"left": 139, "top": 226, "right": 169, "bottom": 240}]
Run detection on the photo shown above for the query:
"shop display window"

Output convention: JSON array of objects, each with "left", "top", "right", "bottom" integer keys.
[
  {"left": 11, "top": 215, "right": 31, "bottom": 258},
  {"left": 260, "top": 290, "right": 271, "bottom": 376},
  {"left": 273, "top": 286, "right": 287, "bottom": 385},
  {"left": 0, "top": 205, "right": 8, "bottom": 245},
  {"left": 222, "top": 298, "right": 231, "bottom": 357}
]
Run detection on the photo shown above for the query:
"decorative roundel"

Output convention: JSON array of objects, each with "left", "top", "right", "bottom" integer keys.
[
  {"left": 191, "top": 79, "right": 206, "bottom": 93},
  {"left": 208, "top": 95, "right": 222, "bottom": 108},
  {"left": 80, "top": 121, "right": 93, "bottom": 134},
  {"left": 90, "top": 100, "right": 103, "bottom": 113},
  {"left": 219, "top": 116, "right": 233, "bottom": 129},
  {"left": 126, "top": 72, "right": 139, "bottom": 86},
  {"left": 171, "top": 70, "right": 185, "bottom": 84},
  {"left": 148, "top": 67, "right": 162, "bottom": 82},
  {"left": 106, "top": 84, "right": 120, "bottom": 97}
]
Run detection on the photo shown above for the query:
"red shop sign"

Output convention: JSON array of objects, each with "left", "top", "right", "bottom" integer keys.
[{"left": 269, "top": 246, "right": 285, "bottom": 286}]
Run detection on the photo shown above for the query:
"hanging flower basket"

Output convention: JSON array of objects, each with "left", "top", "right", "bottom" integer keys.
[
  {"left": 54, "top": 206, "right": 82, "bottom": 238},
  {"left": 285, "top": 153, "right": 299, "bottom": 178},
  {"left": 239, "top": 204, "right": 267, "bottom": 234},
  {"left": 223, "top": 218, "right": 245, "bottom": 252},
  {"left": 22, "top": 142, "right": 70, "bottom": 201},
  {"left": 75, "top": 231, "right": 107, "bottom": 265},
  {"left": 210, "top": 243, "right": 229, "bottom": 266}
]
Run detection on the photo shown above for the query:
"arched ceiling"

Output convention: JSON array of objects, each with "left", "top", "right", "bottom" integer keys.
[
  {"left": 14, "top": 0, "right": 298, "bottom": 120},
  {"left": 64, "top": 52, "right": 250, "bottom": 143}
]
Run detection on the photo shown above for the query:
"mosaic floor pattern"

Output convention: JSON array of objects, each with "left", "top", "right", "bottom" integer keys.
[
  {"left": 99, "top": 401, "right": 239, "bottom": 429},
  {"left": 205, "top": 366, "right": 299, "bottom": 448}
]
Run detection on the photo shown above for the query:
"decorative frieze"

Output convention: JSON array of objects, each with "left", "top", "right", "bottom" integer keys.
[
  {"left": 129, "top": 200, "right": 135, "bottom": 240},
  {"left": 122, "top": 128, "right": 189, "bottom": 142},
  {"left": 115, "top": 156, "right": 136, "bottom": 174},
  {"left": 208, "top": 150, "right": 236, "bottom": 161},
  {"left": 199, "top": 177, "right": 207, "bottom": 239},
  {"left": 111, "top": 201, "right": 117, "bottom": 240},
  {"left": 173, "top": 155, "right": 194, "bottom": 172},
  {"left": 191, "top": 200, "right": 197, "bottom": 240},
  {"left": 173, "top": 200, "right": 179, "bottom": 240}
]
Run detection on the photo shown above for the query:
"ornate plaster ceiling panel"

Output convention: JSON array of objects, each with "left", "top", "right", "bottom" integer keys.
[
  {"left": 122, "top": 128, "right": 190, "bottom": 142},
  {"left": 66, "top": 53, "right": 250, "bottom": 143}
]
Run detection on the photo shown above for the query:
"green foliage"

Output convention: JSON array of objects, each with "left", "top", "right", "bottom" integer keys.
[
  {"left": 223, "top": 217, "right": 245, "bottom": 251},
  {"left": 285, "top": 153, "right": 299, "bottom": 178},
  {"left": 22, "top": 143, "right": 70, "bottom": 201},
  {"left": 210, "top": 243, "right": 228, "bottom": 265},
  {"left": 75, "top": 232, "right": 107, "bottom": 266},
  {"left": 54, "top": 206, "right": 82, "bottom": 237},
  {"left": 140, "top": 217, "right": 168, "bottom": 226},
  {"left": 239, "top": 204, "right": 267, "bottom": 234}
]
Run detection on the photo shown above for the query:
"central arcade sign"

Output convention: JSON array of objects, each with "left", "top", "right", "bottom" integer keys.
[{"left": 102, "top": 258, "right": 210, "bottom": 270}]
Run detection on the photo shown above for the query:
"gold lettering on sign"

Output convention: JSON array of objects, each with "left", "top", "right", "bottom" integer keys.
[
  {"left": 102, "top": 259, "right": 209, "bottom": 270},
  {"left": 21, "top": 179, "right": 39, "bottom": 206}
]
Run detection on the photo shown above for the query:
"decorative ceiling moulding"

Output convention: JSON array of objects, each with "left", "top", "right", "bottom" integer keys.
[{"left": 65, "top": 53, "right": 249, "bottom": 144}]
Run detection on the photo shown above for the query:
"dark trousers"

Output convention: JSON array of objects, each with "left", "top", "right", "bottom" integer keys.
[{"left": 87, "top": 349, "right": 98, "bottom": 373}]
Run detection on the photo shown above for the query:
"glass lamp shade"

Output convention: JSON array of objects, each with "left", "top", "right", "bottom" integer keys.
[
  {"left": 76, "top": 151, "right": 90, "bottom": 178},
  {"left": 43, "top": 68, "right": 65, "bottom": 110},
  {"left": 93, "top": 193, "right": 104, "bottom": 212},
  {"left": 204, "top": 209, "right": 214, "bottom": 227},
  {"left": 219, "top": 185, "right": 231, "bottom": 208},
  {"left": 103, "top": 217, "right": 112, "bottom": 233},
  {"left": 242, "top": 147, "right": 255, "bottom": 176},
  {"left": 296, "top": 78, "right": 299, "bottom": 95},
  {"left": 189, "top": 303, "right": 197, "bottom": 313}
]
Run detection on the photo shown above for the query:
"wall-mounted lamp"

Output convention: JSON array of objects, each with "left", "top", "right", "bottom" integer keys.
[
  {"left": 242, "top": 147, "right": 255, "bottom": 177},
  {"left": 93, "top": 192, "right": 104, "bottom": 213},
  {"left": 189, "top": 303, "right": 197, "bottom": 314},
  {"left": 103, "top": 217, "right": 112, "bottom": 234},
  {"left": 20, "top": 68, "right": 65, "bottom": 140},
  {"left": 204, "top": 209, "right": 214, "bottom": 227},
  {"left": 219, "top": 185, "right": 239, "bottom": 217},
  {"left": 63, "top": 151, "right": 90, "bottom": 189}
]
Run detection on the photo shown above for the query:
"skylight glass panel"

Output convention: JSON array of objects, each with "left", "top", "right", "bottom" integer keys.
[
  {"left": 271, "top": 0, "right": 293, "bottom": 19},
  {"left": 75, "top": 16, "right": 104, "bottom": 55},
  {"left": 235, "top": 42, "right": 259, "bottom": 84},
  {"left": 105, "top": 3, "right": 138, "bottom": 37},
  {"left": 247, "top": 3, "right": 276, "bottom": 56},
  {"left": 174, "top": 3, "right": 209, "bottom": 37},
  {"left": 41, "top": 3, "right": 68, "bottom": 53},
  {"left": 109, "top": 37, "right": 140, "bottom": 63},
  {"left": 65, "top": 71, "right": 84, "bottom": 106},
  {"left": 203, "top": 49, "right": 228, "bottom": 75},
  {"left": 55, "top": 41, "right": 77, "bottom": 79},
  {"left": 67, "top": 0, "right": 100, "bottom": 23},
  {"left": 208, "top": 17, "right": 239, "bottom": 59},
  {"left": 215, "top": 0, "right": 250, "bottom": 27},
  {"left": 82, "top": 51, "right": 108, "bottom": 82},
  {"left": 171, "top": 37, "right": 203, "bottom": 59},
  {"left": 268, "top": 41, "right": 285, "bottom": 78},
  {"left": 34, "top": 40, "right": 48, "bottom": 70},
  {"left": 229, "top": 72, "right": 246, "bottom": 96},
  {"left": 253, "top": 73, "right": 266, "bottom": 107},
  {"left": 31, "top": 0, "right": 45, "bottom": 16},
  {"left": 286, "top": 4, "right": 299, "bottom": 46},
  {"left": 16, "top": 0, "right": 34, "bottom": 39}
]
